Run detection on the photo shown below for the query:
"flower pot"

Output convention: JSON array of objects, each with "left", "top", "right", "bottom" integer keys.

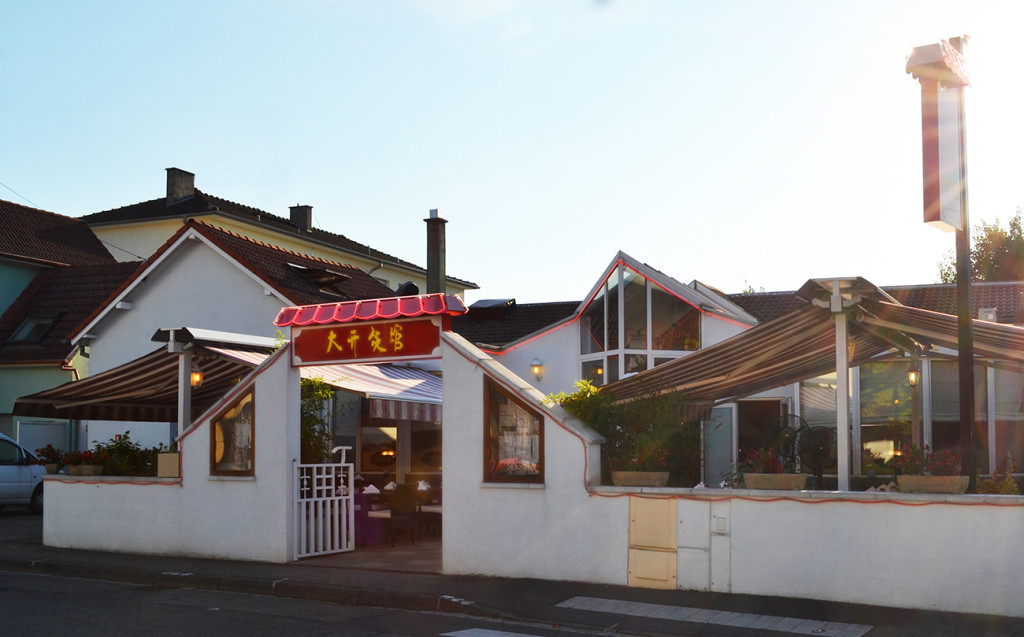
[
  {"left": 611, "top": 471, "right": 670, "bottom": 487},
  {"left": 44, "top": 463, "right": 59, "bottom": 474},
  {"left": 897, "top": 475, "right": 969, "bottom": 494},
  {"left": 157, "top": 452, "right": 180, "bottom": 478},
  {"left": 743, "top": 473, "right": 808, "bottom": 490},
  {"left": 67, "top": 464, "right": 102, "bottom": 476}
]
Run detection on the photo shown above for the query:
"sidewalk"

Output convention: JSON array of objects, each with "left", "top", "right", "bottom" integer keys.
[{"left": 1, "top": 513, "right": 1020, "bottom": 637}]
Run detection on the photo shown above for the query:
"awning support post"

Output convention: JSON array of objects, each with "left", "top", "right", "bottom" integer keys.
[
  {"left": 832, "top": 282, "right": 851, "bottom": 491},
  {"left": 177, "top": 348, "right": 192, "bottom": 440}
]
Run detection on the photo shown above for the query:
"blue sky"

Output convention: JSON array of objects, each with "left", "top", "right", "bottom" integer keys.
[{"left": 4, "top": 1, "right": 1024, "bottom": 303}]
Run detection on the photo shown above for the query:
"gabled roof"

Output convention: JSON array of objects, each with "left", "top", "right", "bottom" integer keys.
[
  {"left": 451, "top": 301, "right": 580, "bottom": 348},
  {"left": 577, "top": 252, "right": 759, "bottom": 326},
  {"left": 0, "top": 199, "right": 114, "bottom": 267},
  {"left": 730, "top": 281, "right": 1024, "bottom": 324},
  {"left": 72, "top": 220, "right": 396, "bottom": 343},
  {"left": 0, "top": 262, "right": 139, "bottom": 364},
  {"left": 81, "top": 189, "right": 478, "bottom": 290}
]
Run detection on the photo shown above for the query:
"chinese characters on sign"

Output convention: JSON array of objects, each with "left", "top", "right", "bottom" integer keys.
[{"left": 292, "top": 317, "right": 442, "bottom": 365}]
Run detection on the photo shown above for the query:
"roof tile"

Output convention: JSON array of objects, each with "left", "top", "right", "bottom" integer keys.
[{"left": 0, "top": 199, "right": 114, "bottom": 266}]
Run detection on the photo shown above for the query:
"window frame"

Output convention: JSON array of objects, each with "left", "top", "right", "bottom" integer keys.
[
  {"left": 210, "top": 389, "right": 256, "bottom": 477},
  {"left": 482, "top": 377, "right": 544, "bottom": 484}
]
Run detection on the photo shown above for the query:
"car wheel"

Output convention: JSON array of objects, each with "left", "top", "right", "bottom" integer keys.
[{"left": 28, "top": 484, "right": 43, "bottom": 514}]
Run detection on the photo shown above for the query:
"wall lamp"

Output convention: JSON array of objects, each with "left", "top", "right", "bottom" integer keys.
[
  {"left": 530, "top": 358, "right": 544, "bottom": 381},
  {"left": 907, "top": 350, "right": 921, "bottom": 388},
  {"left": 190, "top": 359, "right": 205, "bottom": 388}
]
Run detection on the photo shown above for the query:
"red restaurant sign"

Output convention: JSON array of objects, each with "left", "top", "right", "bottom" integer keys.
[{"left": 292, "top": 317, "right": 442, "bottom": 365}]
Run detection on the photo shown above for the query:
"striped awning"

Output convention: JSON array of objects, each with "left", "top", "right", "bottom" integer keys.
[
  {"left": 211, "top": 348, "right": 442, "bottom": 421},
  {"left": 603, "top": 297, "right": 1024, "bottom": 406},
  {"left": 12, "top": 346, "right": 256, "bottom": 422},
  {"left": 14, "top": 347, "right": 442, "bottom": 423}
]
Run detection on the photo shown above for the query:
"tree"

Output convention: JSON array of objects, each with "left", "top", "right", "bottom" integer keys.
[{"left": 939, "top": 209, "right": 1024, "bottom": 283}]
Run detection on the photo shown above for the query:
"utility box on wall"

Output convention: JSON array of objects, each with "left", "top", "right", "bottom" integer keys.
[{"left": 627, "top": 496, "right": 677, "bottom": 589}]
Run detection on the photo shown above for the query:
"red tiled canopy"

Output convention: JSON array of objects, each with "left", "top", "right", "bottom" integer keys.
[{"left": 274, "top": 294, "right": 468, "bottom": 327}]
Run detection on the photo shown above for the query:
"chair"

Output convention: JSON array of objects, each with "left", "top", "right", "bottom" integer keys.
[{"left": 385, "top": 484, "right": 418, "bottom": 546}]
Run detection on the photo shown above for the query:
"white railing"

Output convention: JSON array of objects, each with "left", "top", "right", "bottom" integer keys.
[{"left": 294, "top": 446, "right": 354, "bottom": 559}]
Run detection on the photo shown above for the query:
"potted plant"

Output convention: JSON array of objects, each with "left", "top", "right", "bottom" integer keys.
[
  {"left": 740, "top": 447, "right": 808, "bottom": 490},
  {"left": 894, "top": 444, "right": 968, "bottom": 494},
  {"left": 61, "top": 448, "right": 109, "bottom": 476},
  {"left": 36, "top": 444, "right": 64, "bottom": 474},
  {"left": 548, "top": 380, "right": 698, "bottom": 487}
]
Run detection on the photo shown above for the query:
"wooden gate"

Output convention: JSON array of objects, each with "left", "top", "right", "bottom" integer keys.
[{"left": 294, "top": 447, "right": 354, "bottom": 559}]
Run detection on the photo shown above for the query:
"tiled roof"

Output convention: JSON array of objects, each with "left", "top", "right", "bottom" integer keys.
[
  {"left": 727, "top": 291, "right": 806, "bottom": 323},
  {"left": 0, "top": 262, "right": 138, "bottom": 364},
  {"left": 71, "top": 221, "right": 398, "bottom": 340},
  {"left": 730, "top": 281, "right": 1024, "bottom": 324},
  {"left": 81, "top": 190, "right": 478, "bottom": 289},
  {"left": 0, "top": 199, "right": 114, "bottom": 266},
  {"left": 274, "top": 294, "right": 468, "bottom": 327},
  {"left": 451, "top": 301, "right": 580, "bottom": 348}
]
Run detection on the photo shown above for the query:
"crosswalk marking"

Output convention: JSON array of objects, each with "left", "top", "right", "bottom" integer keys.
[{"left": 555, "top": 596, "right": 873, "bottom": 637}]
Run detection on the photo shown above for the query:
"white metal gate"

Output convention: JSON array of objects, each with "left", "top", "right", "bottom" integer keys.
[{"left": 294, "top": 446, "right": 355, "bottom": 559}]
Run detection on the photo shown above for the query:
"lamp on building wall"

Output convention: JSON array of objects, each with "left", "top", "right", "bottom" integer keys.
[
  {"left": 530, "top": 359, "right": 544, "bottom": 381},
  {"left": 190, "top": 359, "right": 205, "bottom": 388}
]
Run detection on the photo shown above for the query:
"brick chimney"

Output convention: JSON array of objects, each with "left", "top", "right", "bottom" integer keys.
[
  {"left": 166, "top": 167, "right": 195, "bottom": 206},
  {"left": 425, "top": 208, "right": 447, "bottom": 294},
  {"left": 290, "top": 205, "right": 313, "bottom": 231}
]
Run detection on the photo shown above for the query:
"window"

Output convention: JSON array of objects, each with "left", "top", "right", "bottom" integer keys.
[
  {"left": 578, "top": 265, "right": 702, "bottom": 385},
  {"left": 484, "top": 378, "right": 543, "bottom": 483},
  {"left": 211, "top": 390, "right": 255, "bottom": 476},
  {"left": 930, "top": 360, "right": 988, "bottom": 470},
  {"left": 858, "top": 363, "right": 911, "bottom": 470},
  {"left": 10, "top": 316, "right": 57, "bottom": 343},
  {"left": 0, "top": 440, "right": 24, "bottom": 465}
]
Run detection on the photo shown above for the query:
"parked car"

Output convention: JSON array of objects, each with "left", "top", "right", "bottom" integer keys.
[{"left": 0, "top": 432, "right": 44, "bottom": 513}]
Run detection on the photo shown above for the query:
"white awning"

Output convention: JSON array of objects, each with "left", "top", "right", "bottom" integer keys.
[{"left": 209, "top": 348, "right": 442, "bottom": 421}]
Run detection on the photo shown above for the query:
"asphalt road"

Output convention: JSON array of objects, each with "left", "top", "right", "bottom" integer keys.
[{"left": 1, "top": 570, "right": 631, "bottom": 637}]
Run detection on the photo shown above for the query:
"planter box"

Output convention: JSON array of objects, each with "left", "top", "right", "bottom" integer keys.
[
  {"left": 743, "top": 473, "right": 808, "bottom": 490},
  {"left": 611, "top": 471, "right": 669, "bottom": 487},
  {"left": 897, "top": 475, "right": 969, "bottom": 494},
  {"left": 67, "top": 464, "right": 102, "bottom": 476},
  {"left": 157, "top": 452, "right": 180, "bottom": 478},
  {"left": 44, "top": 463, "right": 59, "bottom": 474}
]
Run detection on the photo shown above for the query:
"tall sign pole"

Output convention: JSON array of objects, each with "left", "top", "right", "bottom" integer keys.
[{"left": 907, "top": 37, "right": 976, "bottom": 491}]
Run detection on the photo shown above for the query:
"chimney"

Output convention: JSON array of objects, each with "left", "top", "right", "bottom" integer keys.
[
  {"left": 290, "top": 205, "right": 313, "bottom": 231},
  {"left": 425, "top": 208, "right": 447, "bottom": 294},
  {"left": 166, "top": 167, "right": 195, "bottom": 206}
]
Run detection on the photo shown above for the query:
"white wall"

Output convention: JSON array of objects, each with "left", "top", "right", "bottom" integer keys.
[
  {"left": 44, "top": 346, "right": 301, "bottom": 563},
  {"left": 493, "top": 320, "right": 580, "bottom": 397},
  {"left": 703, "top": 312, "right": 749, "bottom": 347},
  {"left": 78, "top": 239, "right": 292, "bottom": 449},
  {"left": 441, "top": 332, "right": 627, "bottom": 584}
]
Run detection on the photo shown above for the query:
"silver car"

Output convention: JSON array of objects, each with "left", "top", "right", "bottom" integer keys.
[{"left": 0, "top": 432, "right": 44, "bottom": 513}]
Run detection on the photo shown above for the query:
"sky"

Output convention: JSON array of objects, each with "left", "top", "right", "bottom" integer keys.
[{"left": 4, "top": 1, "right": 1024, "bottom": 304}]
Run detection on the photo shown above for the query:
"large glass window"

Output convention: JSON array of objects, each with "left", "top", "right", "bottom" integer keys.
[
  {"left": 581, "top": 359, "right": 605, "bottom": 385},
  {"left": 579, "top": 286, "right": 605, "bottom": 355},
  {"left": 606, "top": 274, "right": 620, "bottom": 351},
  {"left": 484, "top": 378, "right": 543, "bottom": 483},
  {"left": 211, "top": 390, "right": 255, "bottom": 476},
  {"left": 623, "top": 269, "right": 647, "bottom": 350},
  {"left": 931, "top": 360, "right": 988, "bottom": 470},
  {"left": 992, "top": 368, "right": 1023, "bottom": 471},
  {"left": 859, "top": 363, "right": 912, "bottom": 471},
  {"left": 651, "top": 282, "right": 700, "bottom": 351},
  {"left": 360, "top": 423, "right": 398, "bottom": 480}
]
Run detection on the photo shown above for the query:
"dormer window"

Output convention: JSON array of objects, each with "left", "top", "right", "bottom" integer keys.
[{"left": 9, "top": 315, "right": 58, "bottom": 344}]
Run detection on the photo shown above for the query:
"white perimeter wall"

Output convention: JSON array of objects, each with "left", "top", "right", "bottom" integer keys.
[
  {"left": 441, "top": 333, "right": 628, "bottom": 584},
  {"left": 44, "top": 346, "right": 301, "bottom": 563}
]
